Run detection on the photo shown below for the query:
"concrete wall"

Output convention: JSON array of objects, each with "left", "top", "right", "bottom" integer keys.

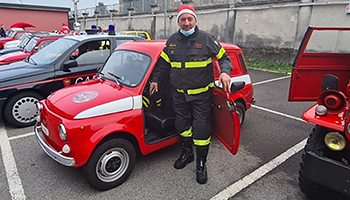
[{"left": 76, "top": 1, "right": 350, "bottom": 63}]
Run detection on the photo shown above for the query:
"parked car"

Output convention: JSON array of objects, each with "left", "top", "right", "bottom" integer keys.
[
  {"left": 0, "top": 34, "right": 145, "bottom": 127},
  {"left": 288, "top": 27, "right": 350, "bottom": 199},
  {"left": 0, "top": 28, "right": 28, "bottom": 49},
  {"left": 0, "top": 34, "right": 64, "bottom": 65},
  {"left": 118, "top": 31, "right": 151, "bottom": 40},
  {"left": 34, "top": 40, "right": 254, "bottom": 190}
]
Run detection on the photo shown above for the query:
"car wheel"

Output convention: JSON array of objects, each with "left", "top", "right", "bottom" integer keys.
[
  {"left": 299, "top": 125, "right": 331, "bottom": 199},
  {"left": 83, "top": 138, "right": 136, "bottom": 190},
  {"left": 235, "top": 101, "right": 245, "bottom": 126},
  {"left": 4, "top": 92, "right": 43, "bottom": 128}
]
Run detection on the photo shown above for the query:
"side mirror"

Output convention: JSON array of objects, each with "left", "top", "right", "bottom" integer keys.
[
  {"left": 63, "top": 60, "right": 78, "bottom": 71},
  {"left": 231, "top": 81, "right": 245, "bottom": 94}
]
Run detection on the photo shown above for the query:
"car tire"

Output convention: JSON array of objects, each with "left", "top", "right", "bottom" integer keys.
[
  {"left": 4, "top": 92, "right": 43, "bottom": 128},
  {"left": 235, "top": 101, "right": 245, "bottom": 126},
  {"left": 83, "top": 138, "right": 136, "bottom": 190},
  {"left": 299, "top": 125, "right": 331, "bottom": 199}
]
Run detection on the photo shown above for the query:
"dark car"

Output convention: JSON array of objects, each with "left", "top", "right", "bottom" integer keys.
[{"left": 0, "top": 34, "right": 145, "bottom": 127}]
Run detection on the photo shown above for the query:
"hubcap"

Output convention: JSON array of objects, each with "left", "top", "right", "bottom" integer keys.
[
  {"left": 12, "top": 96, "right": 40, "bottom": 124},
  {"left": 96, "top": 148, "right": 129, "bottom": 183}
]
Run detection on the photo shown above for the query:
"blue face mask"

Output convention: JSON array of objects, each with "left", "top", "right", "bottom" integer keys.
[{"left": 180, "top": 27, "right": 195, "bottom": 36}]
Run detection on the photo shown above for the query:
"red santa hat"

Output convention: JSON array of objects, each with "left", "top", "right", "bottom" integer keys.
[
  {"left": 0, "top": 24, "right": 4, "bottom": 28},
  {"left": 176, "top": 4, "right": 197, "bottom": 22},
  {"left": 62, "top": 23, "right": 68, "bottom": 28}
]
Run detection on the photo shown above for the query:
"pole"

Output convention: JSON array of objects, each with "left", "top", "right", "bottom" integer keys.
[
  {"left": 164, "top": 0, "right": 167, "bottom": 38},
  {"left": 73, "top": 0, "right": 79, "bottom": 23}
]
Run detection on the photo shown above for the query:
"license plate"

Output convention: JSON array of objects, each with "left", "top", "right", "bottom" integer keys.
[{"left": 41, "top": 123, "right": 49, "bottom": 136}]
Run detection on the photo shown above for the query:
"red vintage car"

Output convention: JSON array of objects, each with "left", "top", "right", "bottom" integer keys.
[
  {"left": 34, "top": 40, "right": 254, "bottom": 190},
  {"left": 0, "top": 34, "right": 63, "bottom": 65}
]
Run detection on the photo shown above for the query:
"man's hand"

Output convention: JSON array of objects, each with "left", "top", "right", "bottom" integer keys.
[
  {"left": 149, "top": 82, "right": 159, "bottom": 95},
  {"left": 218, "top": 73, "right": 231, "bottom": 92}
]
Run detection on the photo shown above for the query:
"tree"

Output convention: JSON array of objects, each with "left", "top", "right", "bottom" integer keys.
[{"left": 95, "top": 2, "right": 108, "bottom": 16}]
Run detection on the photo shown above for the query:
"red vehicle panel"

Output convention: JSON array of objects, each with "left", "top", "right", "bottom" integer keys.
[
  {"left": 35, "top": 40, "right": 253, "bottom": 190},
  {"left": 288, "top": 27, "right": 350, "bottom": 199}
]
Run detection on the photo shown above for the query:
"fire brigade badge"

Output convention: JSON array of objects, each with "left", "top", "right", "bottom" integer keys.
[
  {"left": 169, "top": 44, "right": 176, "bottom": 49},
  {"left": 194, "top": 43, "right": 203, "bottom": 49},
  {"left": 63, "top": 79, "right": 71, "bottom": 87}
]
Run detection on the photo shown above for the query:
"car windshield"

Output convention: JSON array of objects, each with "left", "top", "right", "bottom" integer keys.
[
  {"left": 24, "top": 38, "right": 38, "bottom": 52},
  {"left": 19, "top": 35, "right": 31, "bottom": 48},
  {"left": 101, "top": 50, "right": 151, "bottom": 87},
  {"left": 30, "top": 38, "right": 77, "bottom": 65}
]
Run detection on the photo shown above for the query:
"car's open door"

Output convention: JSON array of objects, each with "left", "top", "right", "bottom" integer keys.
[
  {"left": 212, "top": 58, "right": 242, "bottom": 155},
  {"left": 211, "top": 88, "right": 241, "bottom": 155},
  {"left": 289, "top": 27, "right": 350, "bottom": 101}
]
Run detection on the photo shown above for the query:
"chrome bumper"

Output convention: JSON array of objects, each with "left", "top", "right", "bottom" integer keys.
[{"left": 34, "top": 122, "right": 75, "bottom": 166}]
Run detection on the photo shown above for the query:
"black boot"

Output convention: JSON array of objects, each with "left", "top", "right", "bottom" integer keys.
[
  {"left": 174, "top": 137, "right": 194, "bottom": 169},
  {"left": 196, "top": 145, "right": 209, "bottom": 184}
]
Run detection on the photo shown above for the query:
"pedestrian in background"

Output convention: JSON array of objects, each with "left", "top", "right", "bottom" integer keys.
[
  {"left": 58, "top": 23, "right": 73, "bottom": 35},
  {"left": 0, "top": 24, "right": 6, "bottom": 37},
  {"left": 149, "top": 4, "right": 232, "bottom": 184}
]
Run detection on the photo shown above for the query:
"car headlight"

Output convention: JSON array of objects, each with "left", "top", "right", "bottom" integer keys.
[
  {"left": 315, "top": 105, "right": 327, "bottom": 116},
  {"left": 324, "top": 132, "right": 346, "bottom": 151},
  {"left": 58, "top": 124, "right": 67, "bottom": 141}
]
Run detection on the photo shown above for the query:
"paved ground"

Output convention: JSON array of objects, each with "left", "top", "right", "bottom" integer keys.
[{"left": 0, "top": 69, "right": 344, "bottom": 200}]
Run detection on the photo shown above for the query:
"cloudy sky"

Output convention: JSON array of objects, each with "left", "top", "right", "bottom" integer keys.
[{"left": 0, "top": 0, "right": 119, "bottom": 9}]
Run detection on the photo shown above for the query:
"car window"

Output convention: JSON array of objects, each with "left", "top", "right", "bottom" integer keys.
[
  {"left": 115, "top": 39, "right": 135, "bottom": 46},
  {"left": 127, "top": 32, "right": 137, "bottom": 36},
  {"left": 30, "top": 38, "right": 77, "bottom": 65},
  {"left": 19, "top": 36, "right": 31, "bottom": 48},
  {"left": 37, "top": 40, "right": 55, "bottom": 50},
  {"left": 102, "top": 50, "right": 151, "bottom": 87},
  {"left": 138, "top": 33, "right": 147, "bottom": 40},
  {"left": 69, "top": 39, "right": 110, "bottom": 66},
  {"left": 24, "top": 38, "right": 38, "bottom": 52},
  {"left": 15, "top": 32, "right": 25, "bottom": 39},
  {"left": 305, "top": 30, "right": 350, "bottom": 54}
]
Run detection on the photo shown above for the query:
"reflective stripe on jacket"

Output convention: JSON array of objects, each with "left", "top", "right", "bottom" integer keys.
[{"left": 153, "top": 26, "right": 232, "bottom": 97}]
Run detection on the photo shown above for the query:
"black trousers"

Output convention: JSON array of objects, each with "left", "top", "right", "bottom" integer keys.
[{"left": 172, "top": 89, "right": 212, "bottom": 145}]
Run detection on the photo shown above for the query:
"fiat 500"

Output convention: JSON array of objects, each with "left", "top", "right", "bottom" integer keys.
[{"left": 35, "top": 40, "right": 254, "bottom": 190}]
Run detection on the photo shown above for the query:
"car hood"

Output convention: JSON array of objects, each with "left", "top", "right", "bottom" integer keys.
[
  {"left": 45, "top": 79, "right": 139, "bottom": 119},
  {"left": 0, "top": 61, "right": 50, "bottom": 85},
  {"left": 0, "top": 51, "right": 28, "bottom": 63}
]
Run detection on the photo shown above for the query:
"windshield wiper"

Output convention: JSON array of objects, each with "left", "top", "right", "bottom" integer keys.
[{"left": 108, "top": 72, "right": 122, "bottom": 86}]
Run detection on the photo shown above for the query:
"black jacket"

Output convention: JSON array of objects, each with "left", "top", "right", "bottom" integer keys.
[{"left": 153, "top": 26, "right": 232, "bottom": 96}]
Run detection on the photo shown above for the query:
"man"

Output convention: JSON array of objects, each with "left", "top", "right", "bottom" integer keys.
[
  {"left": 149, "top": 4, "right": 232, "bottom": 184},
  {"left": 0, "top": 24, "right": 6, "bottom": 37},
  {"left": 58, "top": 23, "right": 73, "bottom": 35}
]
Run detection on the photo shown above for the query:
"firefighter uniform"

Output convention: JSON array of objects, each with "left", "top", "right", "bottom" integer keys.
[
  {"left": 152, "top": 5, "right": 232, "bottom": 184},
  {"left": 153, "top": 26, "right": 232, "bottom": 145}
]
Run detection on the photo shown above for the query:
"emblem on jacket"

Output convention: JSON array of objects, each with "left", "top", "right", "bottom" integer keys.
[
  {"left": 194, "top": 43, "right": 203, "bottom": 49},
  {"left": 169, "top": 44, "right": 176, "bottom": 49}
]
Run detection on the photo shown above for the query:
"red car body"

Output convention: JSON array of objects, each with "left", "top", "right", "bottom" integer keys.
[
  {"left": 0, "top": 35, "right": 63, "bottom": 65},
  {"left": 35, "top": 40, "right": 253, "bottom": 190}
]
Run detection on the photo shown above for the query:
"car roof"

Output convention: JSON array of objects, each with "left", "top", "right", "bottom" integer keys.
[{"left": 63, "top": 34, "right": 144, "bottom": 42}]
